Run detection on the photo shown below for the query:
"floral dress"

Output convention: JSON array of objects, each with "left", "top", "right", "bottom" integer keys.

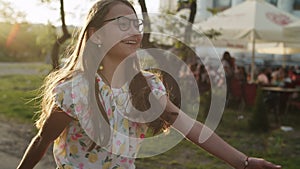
[{"left": 53, "top": 71, "right": 166, "bottom": 169}]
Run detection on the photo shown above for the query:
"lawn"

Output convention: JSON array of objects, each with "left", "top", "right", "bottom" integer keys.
[
  {"left": 135, "top": 107, "right": 300, "bottom": 169},
  {"left": 0, "top": 63, "right": 299, "bottom": 169},
  {"left": 0, "top": 74, "right": 45, "bottom": 121}
]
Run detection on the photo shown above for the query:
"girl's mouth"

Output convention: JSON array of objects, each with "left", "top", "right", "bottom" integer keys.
[{"left": 121, "top": 40, "right": 138, "bottom": 45}]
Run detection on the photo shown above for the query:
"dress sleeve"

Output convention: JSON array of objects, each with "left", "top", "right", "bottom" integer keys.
[
  {"left": 143, "top": 71, "right": 167, "bottom": 99},
  {"left": 53, "top": 75, "right": 89, "bottom": 119}
]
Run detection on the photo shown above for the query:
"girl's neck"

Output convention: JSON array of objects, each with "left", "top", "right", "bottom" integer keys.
[{"left": 99, "top": 57, "right": 126, "bottom": 88}]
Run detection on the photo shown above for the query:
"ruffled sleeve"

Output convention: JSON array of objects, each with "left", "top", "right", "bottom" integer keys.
[
  {"left": 53, "top": 74, "right": 89, "bottom": 119},
  {"left": 143, "top": 71, "right": 167, "bottom": 99}
]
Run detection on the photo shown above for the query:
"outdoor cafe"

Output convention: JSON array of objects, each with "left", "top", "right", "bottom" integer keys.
[{"left": 188, "top": 0, "right": 300, "bottom": 130}]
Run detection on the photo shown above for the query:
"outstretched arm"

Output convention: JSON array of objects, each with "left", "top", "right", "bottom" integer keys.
[
  {"left": 17, "top": 107, "right": 73, "bottom": 169},
  {"left": 161, "top": 96, "right": 281, "bottom": 169}
]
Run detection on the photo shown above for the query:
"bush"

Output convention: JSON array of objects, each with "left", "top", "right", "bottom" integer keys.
[{"left": 248, "top": 88, "right": 269, "bottom": 132}]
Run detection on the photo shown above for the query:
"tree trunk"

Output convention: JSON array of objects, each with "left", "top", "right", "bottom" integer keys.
[
  {"left": 138, "top": 0, "right": 153, "bottom": 48},
  {"left": 179, "top": 0, "right": 197, "bottom": 63},
  {"left": 184, "top": 0, "right": 197, "bottom": 43},
  {"left": 51, "top": 0, "right": 71, "bottom": 70}
]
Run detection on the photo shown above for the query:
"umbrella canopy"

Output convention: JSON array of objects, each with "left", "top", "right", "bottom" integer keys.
[
  {"left": 256, "top": 42, "right": 300, "bottom": 55},
  {"left": 283, "top": 20, "right": 300, "bottom": 39},
  {"left": 255, "top": 42, "right": 300, "bottom": 68},
  {"left": 195, "top": 0, "right": 300, "bottom": 43},
  {"left": 193, "top": 0, "right": 300, "bottom": 80}
]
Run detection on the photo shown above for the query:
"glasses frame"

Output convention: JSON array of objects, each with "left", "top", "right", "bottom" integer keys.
[{"left": 103, "top": 16, "right": 144, "bottom": 33}]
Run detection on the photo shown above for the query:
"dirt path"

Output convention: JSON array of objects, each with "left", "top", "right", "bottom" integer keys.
[
  {"left": 0, "top": 117, "right": 55, "bottom": 169},
  {"left": 0, "top": 62, "right": 54, "bottom": 168}
]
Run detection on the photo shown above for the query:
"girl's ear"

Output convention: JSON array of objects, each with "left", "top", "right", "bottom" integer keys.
[{"left": 87, "top": 27, "right": 102, "bottom": 45}]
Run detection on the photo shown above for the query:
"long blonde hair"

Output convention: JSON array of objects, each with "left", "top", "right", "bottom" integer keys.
[
  {"left": 36, "top": 0, "right": 175, "bottom": 137},
  {"left": 35, "top": 0, "right": 136, "bottom": 129}
]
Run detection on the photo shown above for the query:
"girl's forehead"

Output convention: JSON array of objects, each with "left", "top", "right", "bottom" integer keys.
[{"left": 104, "top": 3, "right": 136, "bottom": 20}]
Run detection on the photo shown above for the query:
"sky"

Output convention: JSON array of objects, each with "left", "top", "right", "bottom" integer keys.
[{"left": 4, "top": 0, "right": 160, "bottom": 26}]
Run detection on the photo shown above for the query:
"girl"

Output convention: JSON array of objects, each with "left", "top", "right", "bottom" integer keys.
[{"left": 17, "top": 0, "right": 282, "bottom": 169}]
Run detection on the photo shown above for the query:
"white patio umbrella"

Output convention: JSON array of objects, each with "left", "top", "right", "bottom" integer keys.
[
  {"left": 256, "top": 42, "right": 300, "bottom": 55},
  {"left": 193, "top": 0, "right": 300, "bottom": 81},
  {"left": 283, "top": 20, "right": 300, "bottom": 39},
  {"left": 255, "top": 42, "right": 300, "bottom": 67}
]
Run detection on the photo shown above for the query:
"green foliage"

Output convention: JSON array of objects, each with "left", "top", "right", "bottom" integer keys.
[
  {"left": 0, "top": 22, "right": 76, "bottom": 62},
  {"left": 249, "top": 88, "right": 269, "bottom": 132},
  {"left": 35, "top": 23, "right": 57, "bottom": 58}
]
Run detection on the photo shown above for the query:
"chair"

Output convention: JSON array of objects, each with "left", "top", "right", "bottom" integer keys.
[
  {"left": 284, "top": 82, "right": 296, "bottom": 88},
  {"left": 228, "top": 78, "right": 243, "bottom": 108},
  {"left": 243, "top": 83, "right": 257, "bottom": 107},
  {"left": 285, "top": 94, "right": 300, "bottom": 114},
  {"left": 294, "top": 74, "right": 300, "bottom": 87}
]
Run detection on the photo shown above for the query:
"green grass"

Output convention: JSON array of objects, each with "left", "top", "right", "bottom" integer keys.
[
  {"left": 0, "top": 63, "right": 299, "bottom": 169},
  {"left": 0, "top": 74, "right": 45, "bottom": 122},
  {"left": 0, "top": 62, "right": 51, "bottom": 74},
  {"left": 135, "top": 103, "right": 300, "bottom": 169}
]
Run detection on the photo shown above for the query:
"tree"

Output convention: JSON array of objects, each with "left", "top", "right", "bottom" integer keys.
[
  {"left": 182, "top": 0, "right": 197, "bottom": 63},
  {"left": 136, "top": 0, "right": 199, "bottom": 108},
  {"left": 138, "top": 0, "right": 153, "bottom": 48},
  {"left": 42, "top": 0, "right": 71, "bottom": 70},
  {"left": 184, "top": 0, "right": 197, "bottom": 43},
  {"left": 138, "top": 0, "right": 197, "bottom": 52},
  {"left": 0, "top": 0, "right": 26, "bottom": 23},
  {"left": 173, "top": 0, "right": 197, "bottom": 62},
  {"left": 35, "top": 23, "right": 57, "bottom": 62}
]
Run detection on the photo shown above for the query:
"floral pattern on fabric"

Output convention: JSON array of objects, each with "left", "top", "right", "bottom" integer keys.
[{"left": 53, "top": 72, "right": 166, "bottom": 169}]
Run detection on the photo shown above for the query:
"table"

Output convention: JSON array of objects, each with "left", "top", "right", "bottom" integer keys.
[
  {"left": 261, "top": 87, "right": 300, "bottom": 93},
  {"left": 261, "top": 86, "right": 300, "bottom": 124}
]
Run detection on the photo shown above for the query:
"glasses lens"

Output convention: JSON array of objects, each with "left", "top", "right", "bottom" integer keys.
[
  {"left": 118, "top": 17, "right": 131, "bottom": 31},
  {"left": 134, "top": 19, "right": 144, "bottom": 32},
  {"left": 117, "top": 17, "right": 144, "bottom": 32}
]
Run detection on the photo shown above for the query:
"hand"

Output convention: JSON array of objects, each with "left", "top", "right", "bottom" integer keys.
[{"left": 246, "top": 157, "right": 282, "bottom": 169}]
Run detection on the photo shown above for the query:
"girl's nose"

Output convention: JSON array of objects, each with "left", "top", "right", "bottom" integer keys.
[
  {"left": 128, "top": 24, "right": 142, "bottom": 35},
  {"left": 128, "top": 19, "right": 143, "bottom": 34}
]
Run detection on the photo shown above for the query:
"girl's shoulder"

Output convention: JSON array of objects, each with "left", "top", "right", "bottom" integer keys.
[
  {"left": 142, "top": 70, "right": 156, "bottom": 77},
  {"left": 142, "top": 70, "right": 166, "bottom": 99},
  {"left": 141, "top": 70, "right": 161, "bottom": 80},
  {"left": 56, "top": 72, "right": 88, "bottom": 90},
  {"left": 53, "top": 72, "right": 89, "bottom": 119},
  {"left": 142, "top": 70, "right": 165, "bottom": 86}
]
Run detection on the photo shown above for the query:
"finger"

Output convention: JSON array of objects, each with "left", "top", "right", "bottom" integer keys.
[{"left": 264, "top": 160, "right": 282, "bottom": 169}]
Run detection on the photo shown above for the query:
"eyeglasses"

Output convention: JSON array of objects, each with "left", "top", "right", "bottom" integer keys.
[{"left": 103, "top": 16, "right": 144, "bottom": 33}]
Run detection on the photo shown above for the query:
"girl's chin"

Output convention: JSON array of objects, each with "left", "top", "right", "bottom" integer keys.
[
  {"left": 123, "top": 48, "right": 138, "bottom": 55},
  {"left": 123, "top": 51, "right": 137, "bottom": 59}
]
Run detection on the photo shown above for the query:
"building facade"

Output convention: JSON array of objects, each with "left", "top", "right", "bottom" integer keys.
[
  {"left": 159, "top": 0, "right": 300, "bottom": 22},
  {"left": 193, "top": 0, "right": 300, "bottom": 22}
]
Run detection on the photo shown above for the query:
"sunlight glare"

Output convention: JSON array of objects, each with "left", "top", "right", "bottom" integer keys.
[{"left": 3, "top": 0, "right": 160, "bottom": 26}]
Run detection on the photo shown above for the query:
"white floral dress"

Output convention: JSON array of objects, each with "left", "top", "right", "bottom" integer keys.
[{"left": 53, "top": 71, "right": 166, "bottom": 169}]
